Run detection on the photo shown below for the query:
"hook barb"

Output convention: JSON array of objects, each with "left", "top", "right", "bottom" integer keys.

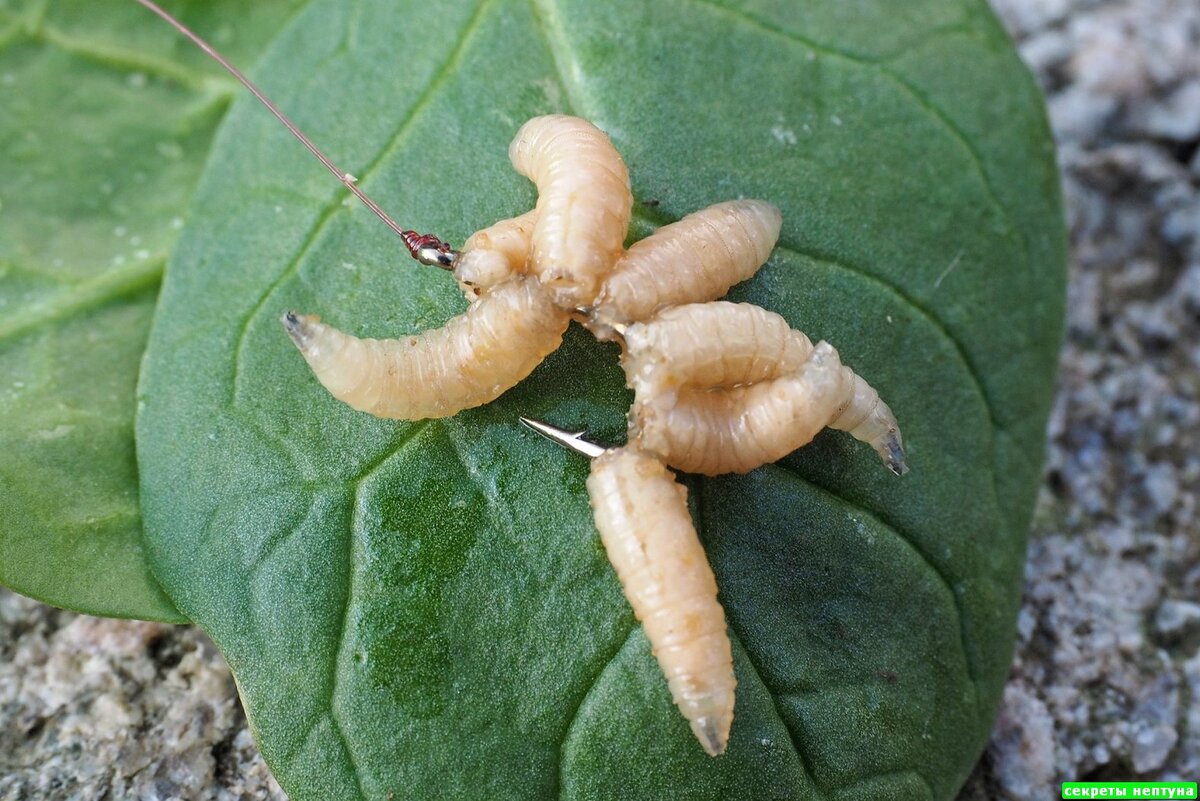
[{"left": 519, "top": 417, "right": 608, "bottom": 459}]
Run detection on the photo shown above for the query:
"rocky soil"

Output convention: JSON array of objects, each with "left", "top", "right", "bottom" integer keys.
[
  {"left": 0, "top": 593, "right": 284, "bottom": 800},
  {"left": 961, "top": 0, "right": 1200, "bottom": 796}
]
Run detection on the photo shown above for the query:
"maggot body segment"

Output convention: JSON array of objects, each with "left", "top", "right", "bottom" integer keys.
[
  {"left": 621, "top": 302, "right": 815, "bottom": 393},
  {"left": 283, "top": 276, "right": 568, "bottom": 419},
  {"left": 522, "top": 418, "right": 735, "bottom": 757},
  {"left": 589, "top": 200, "right": 782, "bottom": 338},
  {"left": 453, "top": 209, "right": 538, "bottom": 296},
  {"left": 509, "top": 115, "right": 633, "bottom": 311},
  {"left": 623, "top": 304, "right": 907, "bottom": 476}
]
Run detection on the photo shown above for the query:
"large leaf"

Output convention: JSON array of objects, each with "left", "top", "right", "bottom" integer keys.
[
  {"left": 0, "top": 0, "right": 303, "bottom": 621},
  {"left": 137, "top": 0, "right": 1065, "bottom": 797}
]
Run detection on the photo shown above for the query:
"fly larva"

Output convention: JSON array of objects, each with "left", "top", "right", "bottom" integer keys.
[
  {"left": 453, "top": 209, "right": 538, "bottom": 297},
  {"left": 620, "top": 301, "right": 814, "bottom": 394},
  {"left": 617, "top": 302, "right": 906, "bottom": 475},
  {"left": 631, "top": 341, "right": 908, "bottom": 476},
  {"left": 283, "top": 275, "right": 568, "bottom": 419},
  {"left": 588, "top": 200, "right": 782, "bottom": 339},
  {"left": 509, "top": 115, "right": 633, "bottom": 311},
  {"left": 588, "top": 447, "right": 735, "bottom": 757},
  {"left": 522, "top": 417, "right": 735, "bottom": 758}
]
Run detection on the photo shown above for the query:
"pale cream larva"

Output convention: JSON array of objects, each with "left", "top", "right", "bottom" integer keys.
[
  {"left": 588, "top": 200, "right": 782, "bottom": 338},
  {"left": 621, "top": 301, "right": 814, "bottom": 394},
  {"left": 632, "top": 341, "right": 908, "bottom": 476},
  {"left": 586, "top": 446, "right": 735, "bottom": 757},
  {"left": 452, "top": 209, "right": 538, "bottom": 298},
  {"left": 509, "top": 115, "right": 633, "bottom": 311},
  {"left": 283, "top": 275, "right": 568, "bottom": 419}
]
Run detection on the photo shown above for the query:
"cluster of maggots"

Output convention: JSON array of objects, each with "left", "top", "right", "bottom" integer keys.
[
  {"left": 283, "top": 116, "right": 908, "bottom": 756},
  {"left": 137, "top": 0, "right": 906, "bottom": 762}
]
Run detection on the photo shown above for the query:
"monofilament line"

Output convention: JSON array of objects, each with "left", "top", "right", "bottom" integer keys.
[{"left": 133, "top": 0, "right": 455, "bottom": 267}]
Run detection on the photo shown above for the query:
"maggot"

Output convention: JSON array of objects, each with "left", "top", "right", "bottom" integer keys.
[
  {"left": 621, "top": 303, "right": 906, "bottom": 476},
  {"left": 588, "top": 199, "right": 782, "bottom": 339},
  {"left": 588, "top": 447, "right": 735, "bottom": 756},
  {"left": 509, "top": 115, "right": 633, "bottom": 311},
  {"left": 523, "top": 420, "right": 736, "bottom": 757},
  {"left": 283, "top": 275, "right": 568, "bottom": 419}
]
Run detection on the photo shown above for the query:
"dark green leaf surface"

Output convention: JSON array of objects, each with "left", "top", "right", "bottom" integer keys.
[
  {"left": 137, "top": 0, "right": 1065, "bottom": 797},
  {"left": 0, "top": 0, "right": 303, "bottom": 621}
]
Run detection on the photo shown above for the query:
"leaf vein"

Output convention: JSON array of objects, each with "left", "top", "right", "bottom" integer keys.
[
  {"left": 348, "top": 419, "right": 435, "bottom": 485},
  {"left": 0, "top": 256, "right": 163, "bottom": 343},
  {"left": 32, "top": 23, "right": 237, "bottom": 94},
  {"left": 684, "top": 0, "right": 1027, "bottom": 274},
  {"left": 246, "top": 487, "right": 327, "bottom": 576},
  {"left": 445, "top": 420, "right": 519, "bottom": 537},
  {"left": 730, "top": 627, "right": 830, "bottom": 797},
  {"left": 318, "top": 419, "right": 444, "bottom": 796},
  {"left": 527, "top": 0, "right": 593, "bottom": 118},
  {"left": 555, "top": 623, "right": 637, "bottom": 800},
  {"left": 693, "top": 480, "right": 828, "bottom": 797},
  {"left": 333, "top": 491, "right": 366, "bottom": 801},
  {"left": 765, "top": 462, "right": 980, "bottom": 699},
  {"left": 771, "top": 240, "right": 1000, "bottom": 434}
]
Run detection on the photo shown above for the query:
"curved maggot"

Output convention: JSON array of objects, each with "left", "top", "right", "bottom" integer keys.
[
  {"left": 588, "top": 200, "right": 782, "bottom": 339},
  {"left": 283, "top": 275, "right": 568, "bottom": 420},
  {"left": 509, "top": 115, "right": 633, "bottom": 311},
  {"left": 630, "top": 357, "right": 908, "bottom": 476},
  {"left": 620, "top": 301, "right": 815, "bottom": 393}
]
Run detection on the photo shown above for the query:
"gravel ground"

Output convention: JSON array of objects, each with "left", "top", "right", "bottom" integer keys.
[
  {"left": 2, "top": 1, "right": 1198, "bottom": 798},
  {"left": 961, "top": 0, "right": 1200, "bottom": 796},
  {"left": 0, "top": 595, "right": 283, "bottom": 800}
]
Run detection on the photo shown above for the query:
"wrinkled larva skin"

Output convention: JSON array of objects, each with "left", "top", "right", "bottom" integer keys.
[
  {"left": 631, "top": 338, "right": 906, "bottom": 476},
  {"left": 283, "top": 276, "right": 568, "bottom": 419},
  {"left": 453, "top": 209, "right": 538, "bottom": 298},
  {"left": 509, "top": 115, "right": 632, "bottom": 311},
  {"left": 621, "top": 302, "right": 814, "bottom": 394},
  {"left": 586, "top": 447, "right": 735, "bottom": 756},
  {"left": 632, "top": 342, "right": 850, "bottom": 475},
  {"left": 589, "top": 200, "right": 782, "bottom": 338},
  {"left": 827, "top": 369, "right": 907, "bottom": 471}
]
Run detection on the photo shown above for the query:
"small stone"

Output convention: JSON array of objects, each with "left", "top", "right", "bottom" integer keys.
[
  {"left": 1136, "top": 82, "right": 1200, "bottom": 141},
  {"left": 1133, "top": 723, "right": 1179, "bottom": 773},
  {"left": 1155, "top": 600, "right": 1200, "bottom": 639},
  {"left": 1143, "top": 464, "right": 1180, "bottom": 515},
  {"left": 991, "top": 685, "right": 1057, "bottom": 799}
]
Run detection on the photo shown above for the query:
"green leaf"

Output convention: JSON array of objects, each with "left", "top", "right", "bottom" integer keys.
[
  {"left": 137, "top": 0, "right": 1065, "bottom": 797},
  {"left": 0, "top": 0, "right": 304, "bottom": 622}
]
